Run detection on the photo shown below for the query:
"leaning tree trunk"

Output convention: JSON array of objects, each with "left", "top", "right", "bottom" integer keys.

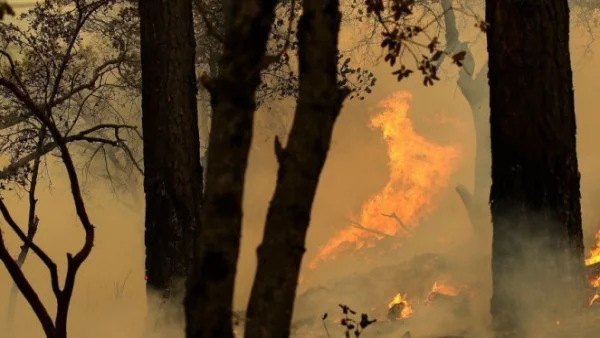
[
  {"left": 437, "top": 0, "right": 491, "bottom": 241},
  {"left": 184, "top": 0, "right": 278, "bottom": 337},
  {"left": 138, "top": 0, "right": 202, "bottom": 317},
  {"left": 244, "top": 0, "right": 348, "bottom": 337},
  {"left": 486, "top": 1, "right": 588, "bottom": 336}
]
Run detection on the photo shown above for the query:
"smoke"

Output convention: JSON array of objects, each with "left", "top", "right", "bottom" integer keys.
[{"left": 3, "top": 6, "right": 600, "bottom": 338}]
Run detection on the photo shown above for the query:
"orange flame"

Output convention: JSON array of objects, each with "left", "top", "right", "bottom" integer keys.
[
  {"left": 586, "top": 230, "right": 600, "bottom": 306},
  {"left": 388, "top": 293, "right": 413, "bottom": 318},
  {"left": 430, "top": 281, "right": 458, "bottom": 296},
  {"left": 585, "top": 230, "right": 600, "bottom": 266},
  {"left": 310, "top": 91, "right": 461, "bottom": 267}
]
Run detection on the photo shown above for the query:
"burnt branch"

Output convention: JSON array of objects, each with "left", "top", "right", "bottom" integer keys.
[
  {"left": 345, "top": 217, "right": 394, "bottom": 238},
  {"left": 381, "top": 212, "right": 413, "bottom": 234}
]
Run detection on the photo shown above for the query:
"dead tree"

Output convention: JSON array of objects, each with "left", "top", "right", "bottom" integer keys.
[{"left": 432, "top": 0, "right": 490, "bottom": 240}]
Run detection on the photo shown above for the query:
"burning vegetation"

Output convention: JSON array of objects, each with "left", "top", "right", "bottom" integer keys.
[
  {"left": 586, "top": 230, "right": 600, "bottom": 306},
  {"left": 310, "top": 91, "right": 461, "bottom": 268}
]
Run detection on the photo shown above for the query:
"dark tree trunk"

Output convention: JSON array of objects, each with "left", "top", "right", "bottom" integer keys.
[
  {"left": 139, "top": 0, "right": 202, "bottom": 308},
  {"left": 486, "top": 1, "right": 588, "bottom": 336},
  {"left": 244, "top": 0, "right": 348, "bottom": 337},
  {"left": 184, "top": 1, "right": 278, "bottom": 337}
]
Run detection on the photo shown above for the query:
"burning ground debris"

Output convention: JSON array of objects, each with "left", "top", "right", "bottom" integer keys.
[
  {"left": 388, "top": 293, "right": 413, "bottom": 320},
  {"left": 586, "top": 229, "right": 600, "bottom": 306},
  {"left": 292, "top": 254, "right": 483, "bottom": 337},
  {"left": 386, "top": 280, "right": 470, "bottom": 322}
]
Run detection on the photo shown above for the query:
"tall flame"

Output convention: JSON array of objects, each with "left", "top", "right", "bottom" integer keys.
[{"left": 310, "top": 91, "right": 461, "bottom": 267}]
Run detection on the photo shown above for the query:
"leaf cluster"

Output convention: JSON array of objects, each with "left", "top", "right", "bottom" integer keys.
[
  {"left": 324, "top": 304, "right": 376, "bottom": 338},
  {"left": 356, "top": 0, "right": 485, "bottom": 86}
]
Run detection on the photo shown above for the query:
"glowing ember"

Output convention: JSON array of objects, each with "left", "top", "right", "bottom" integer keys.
[
  {"left": 585, "top": 230, "right": 600, "bottom": 266},
  {"left": 388, "top": 293, "right": 413, "bottom": 319},
  {"left": 310, "top": 91, "right": 461, "bottom": 267},
  {"left": 591, "top": 275, "right": 600, "bottom": 289}
]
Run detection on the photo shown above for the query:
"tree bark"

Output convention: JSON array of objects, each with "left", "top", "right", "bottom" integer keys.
[
  {"left": 243, "top": 0, "right": 348, "bottom": 337},
  {"left": 139, "top": 0, "right": 202, "bottom": 309},
  {"left": 486, "top": 1, "right": 588, "bottom": 336},
  {"left": 184, "top": 0, "right": 278, "bottom": 337}
]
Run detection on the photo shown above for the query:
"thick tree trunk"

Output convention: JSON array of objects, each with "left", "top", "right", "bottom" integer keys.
[
  {"left": 139, "top": 0, "right": 202, "bottom": 312},
  {"left": 184, "top": 1, "right": 278, "bottom": 337},
  {"left": 486, "top": 1, "right": 588, "bottom": 336},
  {"left": 244, "top": 1, "right": 348, "bottom": 337}
]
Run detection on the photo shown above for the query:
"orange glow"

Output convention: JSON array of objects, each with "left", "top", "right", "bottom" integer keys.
[
  {"left": 388, "top": 293, "right": 413, "bottom": 318},
  {"left": 586, "top": 230, "right": 600, "bottom": 306},
  {"left": 589, "top": 291, "right": 599, "bottom": 307},
  {"left": 591, "top": 275, "right": 600, "bottom": 289},
  {"left": 585, "top": 230, "right": 600, "bottom": 266},
  {"left": 310, "top": 91, "right": 461, "bottom": 267},
  {"left": 430, "top": 281, "right": 458, "bottom": 296}
]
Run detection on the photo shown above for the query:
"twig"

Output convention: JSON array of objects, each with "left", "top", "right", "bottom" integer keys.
[
  {"left": 322, "top": 317, "right": 331, "bottom": 338},
  {"left": 381, "top": 212, "right": 413, "bottom": 234},
  {"left": 0, "top": 124, "right": 140, "bottom": 180},
  {"left": 344, "top": 217, "right": 394, "bottom": 238},
  {"left": 260, "top": 0, "right": 297, "bottom": 69}
]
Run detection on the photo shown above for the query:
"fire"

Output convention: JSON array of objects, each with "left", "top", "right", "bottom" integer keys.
[
  {"left": 586, "top": 229, "right": 600, "bottom": 306},
  {"left": 310, "top": 91, "right": 461, "bottom": 267},
  {"left": 585, "top": 230, "right": 600, "bottom": 266},
  {"left": 591, "top": 275, "right": 600, "bottom": 289},
  {"left": 430, "top": 281, "right": 458, "bottom": 296},
  {"left": 388, "top": 293, "right": 413, "bottom": 318}
]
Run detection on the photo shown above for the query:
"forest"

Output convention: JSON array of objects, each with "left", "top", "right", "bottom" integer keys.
[{"left": 0, "top": 0, "right": 600, "bottom": 337}]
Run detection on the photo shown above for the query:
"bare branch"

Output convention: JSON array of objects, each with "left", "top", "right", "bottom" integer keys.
[
  {"left": 344, "top": 217, "right": 394, "bottom": 238},
  {"left": 0, "top": 197, "right": 61, "bottom": 296},
  {"left": 0, "top": 230, "right": 54, "bottom": 336},
  {"left": 381, "top": 212, "right": 413, "bottom": 234},
  {"left": 0, "top": 124, "right": 139, "bottom": 180},
  {"left": 49, "top": 54, "right": 127, "bottom": 109}
]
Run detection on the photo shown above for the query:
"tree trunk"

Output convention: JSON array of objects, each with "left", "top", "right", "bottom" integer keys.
[
  {"left": 486, "top": 1, "right": 588, "bottom": 336},
  {"left": 138, "top": 0, "right": 202, "bottom": 314},
  {"left": 184, "top": 0, "right": 278, "bottom": 337},
  {"left": 438, "top": 0, "right": 491, "bottom": 241},
  {"left": 243, "top": 1, "right": 348, "bottom": 337}
]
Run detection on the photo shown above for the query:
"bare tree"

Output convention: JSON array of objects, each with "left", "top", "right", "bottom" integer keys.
[{"left": 0, "top": 1, "right": 140, "bottom": 336}]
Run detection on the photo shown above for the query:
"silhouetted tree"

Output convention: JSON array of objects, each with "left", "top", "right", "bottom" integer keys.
[
  {"left": 138, "top": 0, "right": 202, "bottom": 312},
  {"left": 184, "top": 0, "right": 279, "bottom": 336},
  {"left": 486, "top": 0, "right": 588, "bottom": 336},
  {"left": 244, "top": 0, "right": 350, "bottom": 336}
]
